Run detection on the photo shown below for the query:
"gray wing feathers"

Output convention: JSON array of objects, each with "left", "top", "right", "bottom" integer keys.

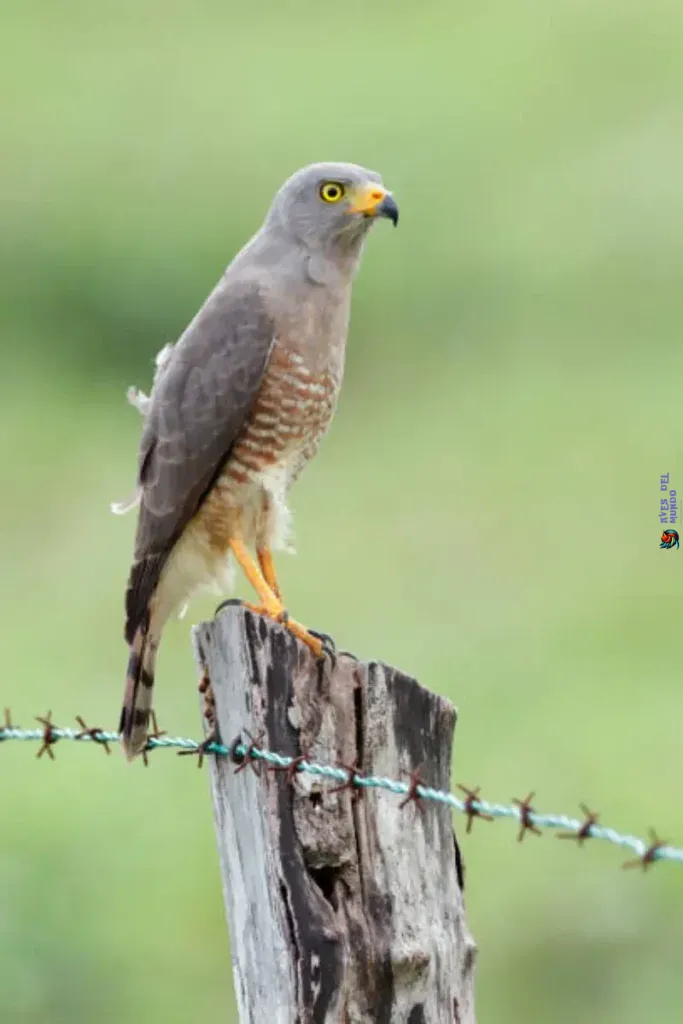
[{"left": 125, "top": 281, "right": 274, "bottom": 641}]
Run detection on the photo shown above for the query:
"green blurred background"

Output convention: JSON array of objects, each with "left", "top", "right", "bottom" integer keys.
[{"left": 2, "top": 1, "right": 682, "bottom": 1020}]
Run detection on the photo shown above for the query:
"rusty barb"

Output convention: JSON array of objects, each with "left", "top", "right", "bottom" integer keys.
[
  {"left": 141, "top": 711, "right": 167, "bottom": 767},
  {"left": 177, "top": 729, "right": 218, "bottom": 769},
  {"left": 75, "top": 716, "right": 112, "bottom": 755},
  {"left": 622, "top": 830, "right": 668, "bottom": 872},
  {"left": 231, "top": 729, "right": 265, "bottom": 776},
  {"left": 268, "top": 753, "right": 307, "bottom": 786},
  {"left": 1, "top": 706, "right": 682, "bottom": 871},
  {"left": 399, "top": 764, "right": 428, "bottom": 813},
  {"left": 328, "top": 761, "right": 365, "bottom": 800},
  {"left": 35, "top": 711, "right": 59, "bottom": 761},
  {"left": 513, "top": 792, "right": 543, "bottom": 843},
  {"left": 457, "top": 785, "right": 495, "bottom": 834},
  {"left": 557, "top": 804, "right": 600, "bottom": 846}
]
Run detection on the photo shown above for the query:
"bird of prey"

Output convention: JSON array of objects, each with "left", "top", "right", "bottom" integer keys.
[{"left": 117, "top": 161, "right": 398, "bottom": 760}]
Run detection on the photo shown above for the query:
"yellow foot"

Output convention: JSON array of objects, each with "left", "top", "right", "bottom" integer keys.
[
  {"left": 242, "top": 600, "right": 324, "bottom": 659},
  {"left": 242, "top": 600, "right": 271, "bottom": 618},
  {"left": 284, "top": 617, "right": 324, "bottom": 659}
]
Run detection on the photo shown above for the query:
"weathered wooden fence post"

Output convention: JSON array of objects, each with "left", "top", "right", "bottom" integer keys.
[{"left": 193, "top": 605, "right": 476, "bottom": 1023}]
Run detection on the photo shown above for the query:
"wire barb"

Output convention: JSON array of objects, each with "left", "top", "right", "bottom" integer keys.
[
  {"left": 622, "top": 829, "right": 667, "bottom": 871},
  {"left": 328, "top": 761, "right": 365, "bottom": 799},
  {"left": 177, "top": 729, "right": 218, "bottom": 769},
  {"left": 35, "top": 711, "right": 59, "bottom": 761},
  {"left": 0, "top": 707, "right": 14, "bottom": 740},
  {"left": 74, "top": 716, "right": 111, "bottom": 755},
  {"left": 457, "top": 785, "right": 495, "bottom": 833},
  {"left": 2, "top": 709, "right": 682, "bottom": 871},
  {"left": 232, "top": 730, "right": 264, "bottom": 776},
  {"left": 557, "top": 804, "right": 599, "bottom": 846},
  {"left": 228, "top": 733, "right": 245, "bottom": 765},
  {"left": 399, "top": 764, "right": 427, "bottom": 813},
  {"left": 142, "top": 711, "right": 167, "bottom": 767},
  {"left": 268, "top": 753, "right": 307, "bottom": 785},
  {"left": 513, "top": 792, "right": 542, "bottom": 842}
]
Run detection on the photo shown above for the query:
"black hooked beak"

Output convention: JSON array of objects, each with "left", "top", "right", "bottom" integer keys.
[{"left": 377, "top": 193, "right": 399, "bottom": 227}]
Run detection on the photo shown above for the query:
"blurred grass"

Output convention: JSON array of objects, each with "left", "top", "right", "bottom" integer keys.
[{"left": 2, "top": 0, "right": 683, "bottom": 1020}]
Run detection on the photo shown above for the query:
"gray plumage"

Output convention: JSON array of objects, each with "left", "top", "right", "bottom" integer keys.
[
  {"left": 125, "top": 285, "right": 274, "bottom": 642},
  {"left": 119, "top": 161, "right": 398, "bottom": 758}
]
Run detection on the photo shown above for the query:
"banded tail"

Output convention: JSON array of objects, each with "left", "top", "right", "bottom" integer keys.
[{"left": 120, "top": 625, "right": 158, "bottom": 760}]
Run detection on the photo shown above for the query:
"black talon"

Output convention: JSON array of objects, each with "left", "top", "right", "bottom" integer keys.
[
  {"left": 309, "top": 629, "right": 337, "bottom": 669},
  {"left": 309, "top": 628, "right": 335, "bottom": 651},
  {"left": 214, "top": 598, "right": 244, "bottom": 618}
]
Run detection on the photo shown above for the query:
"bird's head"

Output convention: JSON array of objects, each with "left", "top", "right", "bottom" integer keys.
[{"left": 265, "top": 162, "right": 398, "bottom": 254}]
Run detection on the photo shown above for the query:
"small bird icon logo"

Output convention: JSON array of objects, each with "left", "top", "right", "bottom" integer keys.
[{"left": 660, "top": 529, "right": 679, "bottom": 549}]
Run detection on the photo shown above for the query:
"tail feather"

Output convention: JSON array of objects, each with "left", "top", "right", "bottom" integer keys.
[{"left": 120, "top": 626, "right": 158, "bottom": 761}]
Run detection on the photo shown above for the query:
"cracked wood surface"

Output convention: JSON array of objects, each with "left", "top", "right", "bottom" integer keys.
[{"left": 193, "top": 605, "right": 476, "bottom": 1023}]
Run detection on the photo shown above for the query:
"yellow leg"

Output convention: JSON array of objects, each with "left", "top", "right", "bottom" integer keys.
[
  {"left": 229, "top": 537, "right": 283, "bottom": 619},
  {"left": 257, "top": 546, "right": 281, "bottom": 601},
  {"left": 229, "top": 537, "right": 323, "bottom": 659}
]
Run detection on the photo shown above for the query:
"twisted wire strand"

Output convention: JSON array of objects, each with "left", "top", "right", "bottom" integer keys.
[{"left": 2, "top": 724, "right": 681, "bottom": 866}]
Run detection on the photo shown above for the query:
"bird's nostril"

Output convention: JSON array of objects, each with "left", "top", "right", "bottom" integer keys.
[{"left": 370, "top": 190, "right": 384, "bottom": 201}]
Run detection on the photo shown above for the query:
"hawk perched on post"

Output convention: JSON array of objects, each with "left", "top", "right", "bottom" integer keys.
[{"left": 116, "top": 161, "right": 398, "bottom": 760}]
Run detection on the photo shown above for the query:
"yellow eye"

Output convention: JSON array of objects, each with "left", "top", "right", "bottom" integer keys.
[{"left": 319, "top": 181, "right": 345, "bottom": 203}]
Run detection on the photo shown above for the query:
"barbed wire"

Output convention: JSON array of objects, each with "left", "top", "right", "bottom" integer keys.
[{"left": 1, "top": 709, "right": 680, "bottom": 870}]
